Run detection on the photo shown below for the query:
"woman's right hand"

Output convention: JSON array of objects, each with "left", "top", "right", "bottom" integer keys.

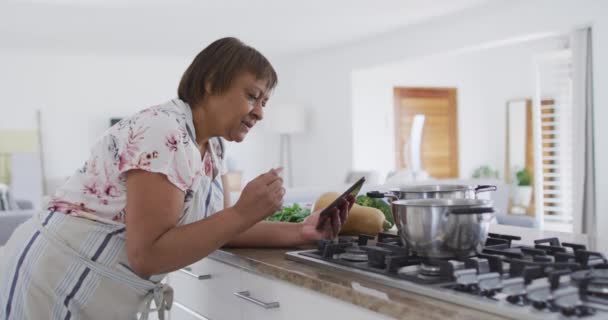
[{"left": 233, "top": 168, "right": 285, "bottom": 222}]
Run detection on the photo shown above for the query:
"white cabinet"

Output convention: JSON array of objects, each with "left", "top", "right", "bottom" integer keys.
[
  {"left": 170, "top": 258, "right": 241, "bottom": 320},
  {"left": 171, "top": 302, "right": 209, "bottom": 320},
  {"left": 169, "top": 256, "right": 392, "bottom": 320},
  {"left": 238, "top": 270, "right": 393, "bottom": 320}
]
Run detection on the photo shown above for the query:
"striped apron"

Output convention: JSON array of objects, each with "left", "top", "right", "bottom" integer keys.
[{"left": 0, "top": 173, "right": 224, "bottom": 320}]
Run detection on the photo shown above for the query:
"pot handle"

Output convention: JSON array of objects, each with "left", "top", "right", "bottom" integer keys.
[
  {"left": 366, "top": 191, "right": 398, "bottom": 201},
  {"left": 475, "top": 185, "right": 497, "bottom": 193},
  {"left": 450, "top": 207, "right": 495, "bottom": 215}
]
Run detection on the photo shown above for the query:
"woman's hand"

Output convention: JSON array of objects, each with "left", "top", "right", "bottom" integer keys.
[
  {"left": 299, "top": 194, "right": 355, "bottom": 242},
  {"left": 233, "top": 168, "right": 285, "bottom": 223}
]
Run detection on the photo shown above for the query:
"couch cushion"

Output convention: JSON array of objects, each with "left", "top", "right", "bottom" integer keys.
[{"left": 0, "top": 210, "right": 35, "bottom": 246}]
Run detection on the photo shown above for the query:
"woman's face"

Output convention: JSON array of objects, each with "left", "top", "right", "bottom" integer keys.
[{"left": 204, "top": 72, "right": 270, "bottom": 143}]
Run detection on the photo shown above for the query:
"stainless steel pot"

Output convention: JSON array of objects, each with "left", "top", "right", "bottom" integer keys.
[
  {"left": 367, "top": 184, "right": 496, "bottom": 201},
  {"left": 391, "top": 198, "right": 494, "bottom": 258}
]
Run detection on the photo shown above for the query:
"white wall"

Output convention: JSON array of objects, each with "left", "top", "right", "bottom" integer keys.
[
  {"left": 272, "top": 0, "right": 607, "bottom": 235},
  {"left": 0, "top": 53, "right": 278, "bottom": 192},
  {"left": 352, "top": 37, "right": 563, "bottom": 181}
]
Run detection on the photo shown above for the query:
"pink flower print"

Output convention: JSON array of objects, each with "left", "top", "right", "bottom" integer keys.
[
  {"left": 118, "top": 124, "right": 148, "bottom": 171},
  {"left": 113, "top": 209, "right": 126, "bottom": 221},
  {"left": 104, "top": 183, "right": 120, "bottom": 198},
  {"left": 48, "top": 199, "right": 96, "bottom": 215},
  {"left": 204, "top": 156, "right": 212, "bottom": 177},
  {"left": 166, "top": 132, "right": 179, "bottom": 151},
  {"left": 136, "top": 153, "right": 152, "bottom": 168},
  {"left": 83, "top": 181, "right": 98, "bottom": 195},
  {"left": 168, "top": 159, "right": 191, "bottom": 190},
  {"left": 135, "top": 151, "right": 158, "bottom": 168}
]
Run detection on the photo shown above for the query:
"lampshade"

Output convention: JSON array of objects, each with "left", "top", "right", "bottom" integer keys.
[{"left": 264, "top": 104, "right": 306, "bottom": 134}]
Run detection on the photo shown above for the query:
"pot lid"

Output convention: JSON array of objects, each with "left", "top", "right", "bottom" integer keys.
[
  {"left": 391, "top": 184, "right": 475, "bottom": 193},
  {"left": 393, "top": 198, "right": 493, "bottom": 208}
]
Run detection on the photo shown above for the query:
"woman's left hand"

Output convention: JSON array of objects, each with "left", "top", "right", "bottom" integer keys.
[{"left": 299, "top": 194, "right": 355, "bottom": 242}]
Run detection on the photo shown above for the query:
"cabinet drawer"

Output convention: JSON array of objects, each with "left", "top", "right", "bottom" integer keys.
[
  {"left": 239, "top": 270, "right": 393, "bottom": 320},
  {"left": 171, "top": 258, "right": 241, "bottom": 320},
  {"left": 171, "top": 302, "right": 209, "bottom": 320}
]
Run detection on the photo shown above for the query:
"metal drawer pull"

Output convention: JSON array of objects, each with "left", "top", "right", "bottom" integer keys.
[
  {"left": 234, "top": 290, "right": 280, "bottom": 309},
  {"left": 180, "top": 267, "right": 212, "bottom": 280}
]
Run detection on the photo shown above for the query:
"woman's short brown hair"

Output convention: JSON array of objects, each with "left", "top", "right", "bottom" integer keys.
[{"left": 178, "top": 37, "right": 278, "bottom": 107}]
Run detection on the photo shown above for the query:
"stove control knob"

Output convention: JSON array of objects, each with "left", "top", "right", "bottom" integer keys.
[
  {"left": 501, "top": 277, "right": 526, "bottom": 296},
  {"left": 454, "top": 269, "right": 478, "bottom": 285},
  {"left": 454, "top": 269, "right": 479, "bottom": 293},
  {"left": 577, "top": 305, "right": 596, "bottom": 317},
  {"left": 561, "top": 307, "right": 576, "bottom": 317},
  {"left": 532, "top": 301, "right": 547, "bottom": 310},
  {"left": 478, "top": 272, "right": 502, "bottom": 296}
]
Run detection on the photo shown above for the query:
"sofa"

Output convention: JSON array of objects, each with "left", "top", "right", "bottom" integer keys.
[{"left": 0, "top": 200, "right": 36, "bottom": 246}]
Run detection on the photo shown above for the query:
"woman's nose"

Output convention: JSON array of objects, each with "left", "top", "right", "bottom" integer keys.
[{"left": 251, "top": 104, "right": 264, "bottom": 121}]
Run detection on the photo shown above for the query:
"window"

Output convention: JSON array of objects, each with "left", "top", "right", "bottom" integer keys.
[{"left": 534, "top": 49, "right": 573, "bottom": 228}]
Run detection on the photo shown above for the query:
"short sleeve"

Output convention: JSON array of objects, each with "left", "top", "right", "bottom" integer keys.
[{"left": 114, "top": 111, "right": 196, "bottom": 192}]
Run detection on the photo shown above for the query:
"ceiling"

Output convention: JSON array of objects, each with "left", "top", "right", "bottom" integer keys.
[{"left": 1, "top": 0, "right": 491, "bottom": 58}]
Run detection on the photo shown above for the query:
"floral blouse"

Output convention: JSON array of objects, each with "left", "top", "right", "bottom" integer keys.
[{"left": 48, "top": 99, "right": 227, "bottom": 225}]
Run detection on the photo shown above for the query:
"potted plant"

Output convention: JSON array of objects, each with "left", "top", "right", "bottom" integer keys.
[
  {"left": 511, "top": 168, "right": 533, "bottom": 214},
  {"left": 471, "top": 165, "right": 499, "bottom": 179}
]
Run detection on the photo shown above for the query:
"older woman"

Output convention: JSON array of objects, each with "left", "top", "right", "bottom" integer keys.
[{"left": 0, "top": 37, "right": 353, "bottom": 319}]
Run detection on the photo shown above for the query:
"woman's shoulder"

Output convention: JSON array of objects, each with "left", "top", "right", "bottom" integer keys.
[
  {"left": 101, "top": 101, "right": 195, "bottom": 167},
  {"left": 115, "top": 101, "right": 187, "bottom": 134}
]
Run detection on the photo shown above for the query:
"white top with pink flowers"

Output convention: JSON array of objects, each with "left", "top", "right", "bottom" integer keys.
[{"left": 48, "top": 99, "right": 227, "bottom": 225}]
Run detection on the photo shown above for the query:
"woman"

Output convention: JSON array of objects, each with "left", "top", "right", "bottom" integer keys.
[{"left": 0, "top": 37, "right": 353, "bottom": 319}]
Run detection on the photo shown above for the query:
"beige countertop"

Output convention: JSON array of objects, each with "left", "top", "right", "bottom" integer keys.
[{"left": 209, "top": 224, "right": 606, "bottom": 320}]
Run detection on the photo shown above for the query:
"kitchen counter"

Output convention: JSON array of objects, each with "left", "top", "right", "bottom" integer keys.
[{"left": 209, "top": 224, "right": 606, "bottom": 320}]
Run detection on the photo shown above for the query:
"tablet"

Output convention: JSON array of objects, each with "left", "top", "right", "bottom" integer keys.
[{"left": 315, "top": 176, "right": 365, "bottom": 231}]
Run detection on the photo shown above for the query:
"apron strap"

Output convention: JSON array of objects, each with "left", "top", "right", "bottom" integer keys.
[{"left": 137, "top": 284, "right": 174, "bottom": 320}]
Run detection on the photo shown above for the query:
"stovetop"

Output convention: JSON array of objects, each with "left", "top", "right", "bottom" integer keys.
[{"left": 285, "top": 232, "right": 608, "bottom": 319}]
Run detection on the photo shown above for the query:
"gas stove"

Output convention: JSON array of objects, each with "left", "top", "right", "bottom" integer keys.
[{"left": 285, "top": 232, "right": 608, "bottom": 319}]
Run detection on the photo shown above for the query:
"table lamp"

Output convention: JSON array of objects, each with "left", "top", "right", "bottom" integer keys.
[{"left": 264, "top": 104, "right": 306, "bottom": 187}]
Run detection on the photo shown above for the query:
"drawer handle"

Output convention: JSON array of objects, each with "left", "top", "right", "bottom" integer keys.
[
  {"left": 234, "top": 290, "right": 280, "bottom": 309},
  {"left": 180, "top": 267, "right": 212, "bottom": 280}
]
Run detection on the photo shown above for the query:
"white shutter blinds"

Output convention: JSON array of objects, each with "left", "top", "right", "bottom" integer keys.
[{"left": 534, "top": 50, "right": 573, "bottom": 221}]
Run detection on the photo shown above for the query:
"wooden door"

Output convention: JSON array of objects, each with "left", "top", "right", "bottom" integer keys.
[{"left": 394, "top": 87, "right": 459, "bottom": 178}]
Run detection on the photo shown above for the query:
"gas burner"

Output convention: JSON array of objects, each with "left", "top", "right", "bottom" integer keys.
[
  {"left": 419, "top": 263, "right": 441, "bottom": 277},
  {"left": 580, "top": 277, "right": 608, "bottom": 306},
  {"left": 571, "top": 265, "right": 608, "bottom": 283},
  {"left": 587, "top": 280, "right": 608, "bottom": 296},
  {"left": 287, "top": 232, "right": 608, "bottom": 319},
  {"left": 338, "top": 246, "right": 368, "bottom": 262}
]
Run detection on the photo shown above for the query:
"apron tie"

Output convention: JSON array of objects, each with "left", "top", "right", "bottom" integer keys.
[{"left": 138, "top": 284, "right": 174, "bottom": 320}]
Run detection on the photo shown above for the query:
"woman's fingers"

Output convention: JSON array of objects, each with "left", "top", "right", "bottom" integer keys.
[
  {"left": 339, "top": 201, "right": 348, "bottom": 225},
  {"left": 266, "top": 177, "right": 284, "bottom": 193},
  {"left": 330, "top": 207, "right": 341, "bottom": 237},
  {"left": 346, "top": 194, "right": 356, "bottom": 210}
]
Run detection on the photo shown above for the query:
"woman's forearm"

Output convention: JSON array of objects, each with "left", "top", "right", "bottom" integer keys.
[
  {"left": 131, "top": 207, "right": 256, "bottom": 277},
  {"left": 224, "top": 221, "right": 307, "bottom": 248}
]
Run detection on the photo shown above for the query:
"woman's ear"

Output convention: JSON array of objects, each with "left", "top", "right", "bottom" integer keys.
[{"left": 204, "top": 81, "right": 213, "bottom": 95}]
